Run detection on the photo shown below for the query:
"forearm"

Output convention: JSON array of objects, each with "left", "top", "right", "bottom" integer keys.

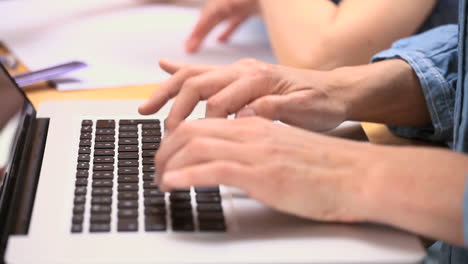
[
  {"left": 328, "top": 59, "right": 431, "bottom": 126},
  {"left": 258, "top": 0, "right": 436, "bottom": 70},
  {"left": 356, "top": 144, "right": 468, "bottom": 246}
]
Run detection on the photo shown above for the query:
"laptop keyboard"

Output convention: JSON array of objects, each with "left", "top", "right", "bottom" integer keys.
[{"left": 71, "top": 119, "right": 226, "bottom": 233}]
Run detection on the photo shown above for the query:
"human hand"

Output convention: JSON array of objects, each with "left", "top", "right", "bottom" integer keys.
[
  {"left": 155, "top": 117, "right": 371, "bottom": 222},
  {"left": 185, "top": 0, "right": 260, "bottom": 53},
  {"left": 139, "top": 58, "right": 348, "bottom": 133}
]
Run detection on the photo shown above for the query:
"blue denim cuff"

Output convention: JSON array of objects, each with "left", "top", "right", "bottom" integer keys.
[{"left": 371, "top": 49, "right": 455, "bottom": 143}]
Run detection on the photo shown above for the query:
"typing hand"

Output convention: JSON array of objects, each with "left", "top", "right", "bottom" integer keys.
[
  {"left": 155, "top": 117, "right": 370, "bottom": 222},
  {"left": 185, "top": 0, "right": 259, "bottom": 53},
  {"left": 139, "top": 58, "right": 348, "bottom": 133}
]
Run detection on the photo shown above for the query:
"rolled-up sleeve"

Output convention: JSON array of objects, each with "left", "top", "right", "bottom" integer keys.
[{"left": 371, "top": 25, "right": 459, "bottom": 144}]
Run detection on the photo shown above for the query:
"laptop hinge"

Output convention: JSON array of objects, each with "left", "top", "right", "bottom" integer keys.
[{"left": 9, "top": 117, "right": 50, "bottom": 235}]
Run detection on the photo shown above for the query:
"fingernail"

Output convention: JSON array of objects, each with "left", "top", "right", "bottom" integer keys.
[{"left": 236, "top": 106, "right": 256, "bottom": 118}]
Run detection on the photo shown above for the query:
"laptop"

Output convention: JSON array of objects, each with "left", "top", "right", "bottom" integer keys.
[{"left": 0, "top": 64, "right": 426, "bottom": 263}]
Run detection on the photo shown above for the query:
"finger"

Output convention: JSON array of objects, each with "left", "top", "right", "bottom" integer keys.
[
  {"left": 204, "top": 75, "right": 272, "bottom": 118},
  {"left": 139, "top": 64, "right": 213, "bottom": 115},
  {"left": 218, "top": 15, "right": 248, "bottom": 42},
  {"left": 164, "top": 137, "right": 256, "bottom": 174},
  {"left": 159, "top": 59, "right": 216, "bottom": 75},
  {"left": 185, "top": 3, "right": 227, "bottom": 53},
  {"left": 156, "top": 119, "right": 246, "bottom": 177},
  {"left": 160, "top": 161, "right": 253, "bottom": 192},
  {"left": 164, "top": 68, "right": 240, "bottom": 131}
]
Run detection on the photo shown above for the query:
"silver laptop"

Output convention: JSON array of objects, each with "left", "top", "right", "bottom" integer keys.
[{"left": 0, "top": 64, "right": 426, "bottom": 263}]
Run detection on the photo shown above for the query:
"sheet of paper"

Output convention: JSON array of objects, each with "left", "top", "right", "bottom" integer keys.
[{"left": 0, "top": 0, "right": 276, "bottom": 90}]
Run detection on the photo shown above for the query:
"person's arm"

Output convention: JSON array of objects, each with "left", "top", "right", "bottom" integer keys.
[{"left": 259, "top": 0, "right": 437, "bottom": 69}]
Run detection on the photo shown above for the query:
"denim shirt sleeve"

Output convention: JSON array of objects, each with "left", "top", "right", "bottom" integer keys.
[{"left": 371, "top": 25, "right": 459, "bottom": 144}]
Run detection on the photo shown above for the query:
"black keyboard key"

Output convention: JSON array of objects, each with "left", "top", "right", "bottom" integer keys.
[
  {"left": 196, "top": 193, "right": 221, "bottom": 203},
  {"left": 145, "top": 216, "right": 166, "bottom": 231},
  {"left": 78, "top": 147, "right": 91, "bottom": 154},
  {"left": 80, "top": 133, "right": 92, "bottom": 139},
  {"left": 119, "top": 132, "right": 138, "bottom": 139},
  {"left": 142, "top": 150, "right": 156, "bottom": 157},
  {"left": 72, "top": 214, "right": 84, "bottom": 224},
  {"left": 142, "top": 137, "right": 161, "bottom": 143},
  {"left": 94, "top": 149, "right": 115, "bottom": 156},
  {"left": 170, "top": 202, "right": 192, "bottom": 210},
  {"left": 143, "top": 165, "right": 155, "bottom": 173},
  {"left": 118, "top": 183, "right": 139, "bottom": 192},
  {"left": 118, "top": 209, "right": 138, "bottom": 218},
  {"left": 92, "top": 188, "right": 112, "bottom": 196},
  {"left": 91, "top": 205, "right": 112, "bottom": 214},
  {"left": 74, "top": 195, "right": 86, "bottom": 204},
  {"left": 76, "top": 170, "right": 89, "bottom": 178},
  {"left": 118, "top": 167, "right": 139, "bottom": 175},
  {"left": 142, "top": 158, "right": 154, "bottom": 165},
  {"left": 75, "top": 187, "right": 87, "bottom": 195},
  {"left": 93, "top": 172, "right": 113, "bottom": 179},
  {"left": 96, "top": 129, "right": 115, "bottom": 135},
  {"left": 142, "top": 143, "right": 159, "bottom": 150},
  {"left": 77, "top": 162, "right": 90, "bottom": 170},
  {"left": 81, "top": 126, "right": 93, "bottom": 132},
  {"left": 142, "top": 130, "right": 161, "bottom": 136},
  {"left": 90, "top": 214, "right": 111, "bottom": 223},
  {"left": 81, "top": 120, "right": 93, "bottom": 126},
  {"left": 194, "top": 186, "right": 220, "bottom": 193},
  {"left": 143, "top": 173, "right": 155, "bottom": 181},
  {"left": 71, "top": 224, "right": 83, "bottom": 233},
  {"left": 144, "top": 206, "right": 166, "bottom": 215},
  {"left": 118, "top": 200, "right": 139, "bottom": 209},
  {"left": 118, "top": 219, "right": 138, "bottom": 232},
  {"left": 93, "top": 164, "right": 114, "bottom": 171},
  {"left": 118, "top": 175, "right": 139, "bottom": 183},
  {"left": 172, "top": 221, "right": 194, "bottom": 232},
  {"left": 96, "top": 120, "right": 115, "bottom": 128},
  {"left": 172, "top": 188, "right": 191, "bottom": 193},
  {"left": 95, "top": 135, "right": 115, "bottom": 142},
  {"left": 138, "top": 119, "right": 160, "bottom": 124},
  {"left": 144, "top": 189, "right": 164, "bottom": 197},
  {"left": 73, "top": 204, "right": 85, "bottom": 214},
  {"left": 91, "top": 196, "right": 112, "bottom": 205},
  {"left": 144, "top": 197, "right": 165, "bottom": 206},
  {"left": 119, "top": 120, "right": 140, "bottom": 125},
  {"left": 170, "top": 193, "right": 191, "bottom": 201},
  {"left": 118, "top": 152, "right": 139, "bottom": 160},
  {"left": 94, "top": 142, "right": 115, "bottom": 149},
  {"left": 92, "top": 180, "right": 113, "bottom": 188},
  {"left": 75, "top": 178, "right": 88, "bottom": 187},
  {"left": 118, "top": 145, "right": 138, "bottom": 152},
  {"left": 143, "top": 181, "right": 158, "bottom": 189},
  {"left": 197, "top": 203, "right": 223, "bottom": 212},
  {"left": 118, "top": 191, "right": 139, "bottom": 200},
  {"left": 78, "top": 154, "right": 90, "bottom": 162},
  {"left": 142, "top": 123, "right": 160, "bottom": 130},
  {"left": 119, "top": 125, "right": 138, "bottom": 132},
  {"left": 171, "top": 210, "right": 193, "bottom": 219},
  {"left": 198, "top": 212, "right": 225, "bottom": 221},
  {"left": 79, "top": 139, "right": 91, "bottom": 147},
  {"left": 199, "top": 221, "right": 226, "bottom": 232},
  {"left": 118, "top": 160, "right": 139, "bottom": 167},
  {"left": 94, "top": 156, "right": 114, "bottom": 164},
  {"left": 90, "top": 223, "right": 110, "bottom": 232}
]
